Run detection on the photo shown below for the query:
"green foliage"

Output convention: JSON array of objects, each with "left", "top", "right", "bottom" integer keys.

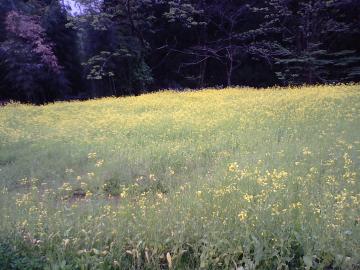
[
  {"left": 83, "top": 51, "right": 116, "bottom": 80},
  {"left": 164, "top": 1, "right": 204, "bottom": 28},
  {"left": 0, "top": 240, "right": 46, "bottom": 270},
  {"left": 251, "top": 0, "right": 360, "bottom": 85}
]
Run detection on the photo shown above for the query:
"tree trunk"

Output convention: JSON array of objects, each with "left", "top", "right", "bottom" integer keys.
[
  {"left": 226, "top": 49, "right": 233, "bottom": 87},
  {"left": 226, "top": 66, "right": 232, "bottom": 87},
  {"left": 198, "top": 59, "right": 207, "bottom": 88}
]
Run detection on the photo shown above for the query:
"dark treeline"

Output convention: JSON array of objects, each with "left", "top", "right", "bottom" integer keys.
[{"left": 0, "top": 0, "right": 359, "bottom": 104}]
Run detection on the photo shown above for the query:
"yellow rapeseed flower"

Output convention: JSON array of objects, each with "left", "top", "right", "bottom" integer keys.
[
  {"left": 238, "top": 210, "right": 247, "bottom": 221},
  {"left": 228, "top": 162, "right": 239, "bottom": 172}
]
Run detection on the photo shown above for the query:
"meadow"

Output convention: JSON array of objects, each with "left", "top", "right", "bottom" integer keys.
[{"left": 0, "top": 85, "right": 359, "bottom": 269}]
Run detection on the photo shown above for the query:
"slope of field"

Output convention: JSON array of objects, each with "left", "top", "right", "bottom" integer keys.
[{"left": 0, "top": 85, "right": 359, "bottom": 269}]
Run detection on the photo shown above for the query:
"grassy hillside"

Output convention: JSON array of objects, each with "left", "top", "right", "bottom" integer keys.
[{"left": 0, "top": 85, "right": 359, "bottom": 269}]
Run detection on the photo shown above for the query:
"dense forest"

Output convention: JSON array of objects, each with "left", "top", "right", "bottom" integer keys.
[{"left": 0, "top": 0, "right": 359, "bottom": 103}]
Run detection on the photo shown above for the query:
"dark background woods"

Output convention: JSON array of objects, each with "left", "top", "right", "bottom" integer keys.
[{"left": 0, "top": 0, "right": 359, "bottom": 104}]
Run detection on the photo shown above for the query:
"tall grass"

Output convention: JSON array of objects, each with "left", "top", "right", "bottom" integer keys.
[{"left": 0, "top": 85, "right": 359, "bottom": 269}]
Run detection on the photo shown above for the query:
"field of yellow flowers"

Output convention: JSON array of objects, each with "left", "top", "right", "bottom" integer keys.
[{"left": 0, "top": 84, "right": 359, "bottom": 269}]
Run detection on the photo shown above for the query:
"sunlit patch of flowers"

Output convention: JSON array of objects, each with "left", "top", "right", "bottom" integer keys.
[
  {"left": 87, "top": 152, "right": 97, "bottom": 159},
  {"left": 228, "top": 162, "right": 239, "bottom": 172},
  {"left": 302, "top": 147, "right": 312, "bottom": 156},
  {"left": 243, "top": 193, "right": 254, "bottom": 202},
  {"left": 95, "top": 159, "right": 104, "bottom": 167},
  {"left": 238, "top": 210, "right": 248, "bottom": 221},
  {"left": 59, "top": 182, "right": 73, "bottom": 192},
  {"left": 290, "top": 202, "right": 302, "bottom": 209}
]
